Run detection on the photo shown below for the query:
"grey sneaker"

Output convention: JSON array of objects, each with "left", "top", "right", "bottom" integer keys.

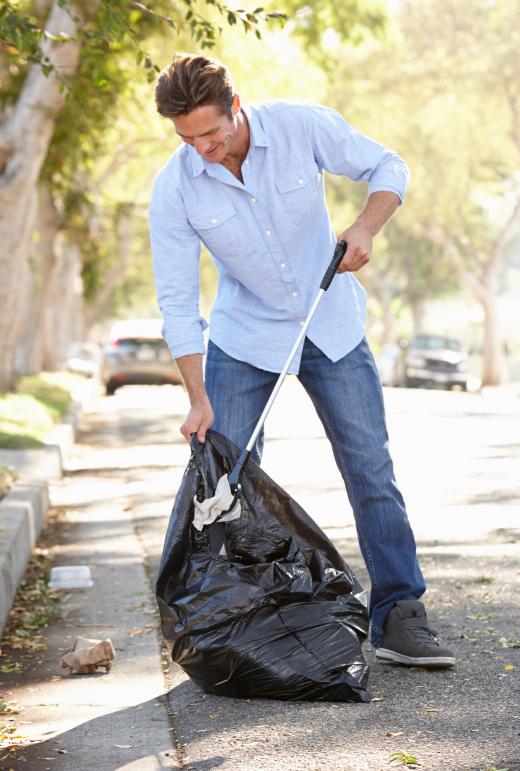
[{"left": 375, "top": 600, "right": 455, "bottom": 668}]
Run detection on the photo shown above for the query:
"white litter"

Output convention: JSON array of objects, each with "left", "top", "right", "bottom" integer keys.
[
  {"left": 192, "top": 474, "right": 241, "bottom": 531},
  {"left": 48, "top": 565, "right": 93, "bottom": 589}
]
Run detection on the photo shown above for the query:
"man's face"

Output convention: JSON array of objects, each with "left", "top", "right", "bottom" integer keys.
[{"left": 172, "top": 104, "right": 237, "bottom": 164}]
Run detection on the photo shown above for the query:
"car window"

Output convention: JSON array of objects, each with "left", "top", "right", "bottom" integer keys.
[
  {"left": 411, "top": 335, "right": 461, "bottom": 352},
  {"left": 115, "top": 338, "right": 167, "bottom": 350}
]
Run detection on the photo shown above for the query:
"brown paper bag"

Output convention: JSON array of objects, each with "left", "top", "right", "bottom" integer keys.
[{"left": 60, "top": 635, "right": 116, "bottom": 674}]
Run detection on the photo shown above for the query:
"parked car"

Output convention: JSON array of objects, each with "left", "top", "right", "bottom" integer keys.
[
  {"left": 398, "top": 333, "right": 470, "bottom": 390},
  {"left": 66, "top": 342, "right": 102, "bottom": 379},
  {"left": 101, "top": 319, "right": 183, "bottom": 395}
]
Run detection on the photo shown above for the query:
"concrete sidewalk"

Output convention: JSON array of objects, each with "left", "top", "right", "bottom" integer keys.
[
  {"left": 0, "top": 468, "right": 178, "bottom": 769},
  {"left": 1, "top": 383, "right": 519, "bottom": 771},
  {"left": 0, "top": 389, "right": 88, "bottom": 634}
]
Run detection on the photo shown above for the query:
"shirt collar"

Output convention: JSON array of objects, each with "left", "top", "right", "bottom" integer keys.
[{"left": 190, "top": 103, "right": 269, "bottom": 178}]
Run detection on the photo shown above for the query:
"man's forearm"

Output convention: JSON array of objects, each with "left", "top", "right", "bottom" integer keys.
[
  {"left": 176, "top": 353, "right": 208, "bottom": 405},
  {"left": 354, "top": 191, "right": 401, "bottom": 237}
]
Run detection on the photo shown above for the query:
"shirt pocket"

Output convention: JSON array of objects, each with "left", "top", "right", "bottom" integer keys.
[
  {"left": 189, "top": 203, "right": 245, "bottom": 261},
  {"left": 275, "top": 164, "right": 321, "bottom": 224}
]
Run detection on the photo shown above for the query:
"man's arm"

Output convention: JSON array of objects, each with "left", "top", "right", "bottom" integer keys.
[
  {"left": 176, "top": 353, "right": 214, "bottom": 443},
  {"left": 337, "top": 190, "right": 400, "bottom": 273},
  {"left": 149, "top": 175, "right": 212, "bottom": 443},
  {"left": 306, "top": 104, "right": 408, "bottom": 272}
]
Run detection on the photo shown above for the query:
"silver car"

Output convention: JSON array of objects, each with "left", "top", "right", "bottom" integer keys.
[
  {"left": 399, "top": 333, "right": 469, "bottom": 390},
  {"left": 101, "top": 320, "right": 183, "bottom": 395}
]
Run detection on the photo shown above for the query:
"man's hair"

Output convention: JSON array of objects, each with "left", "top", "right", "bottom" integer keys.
[{"left": 155, "top": 53, "right": 235, "bottom": 119}]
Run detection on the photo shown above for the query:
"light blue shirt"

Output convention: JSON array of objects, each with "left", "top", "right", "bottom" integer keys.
[{"left": 149, "top": 100, "right": 409, "bottom": 374}]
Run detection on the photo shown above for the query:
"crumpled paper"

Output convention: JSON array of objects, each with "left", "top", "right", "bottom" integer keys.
[
  {"left": 60, "top": 635, "right": 116, "bottom": 674},
  {"left": 192, "top": 474, "right": 241, "bottom": 531}
]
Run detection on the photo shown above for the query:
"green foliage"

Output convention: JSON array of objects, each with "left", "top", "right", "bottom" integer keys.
[
  {"left": 0, "top": 0, "right": 287, "bottom": 80},
  {"left": 277, "top": 0, "right": 386, "bottom": 61},
  {"left": 389, "top": 750, "right": 421, "bottom": 768},
  {"left": 0, "top": 372, "right": 79, "bottom": 449},
  {"left": 319, "top": 0, "right": 520, "bottom": 347}
]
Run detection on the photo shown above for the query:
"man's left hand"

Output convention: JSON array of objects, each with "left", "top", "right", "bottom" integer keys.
[{"left": 336, "top": 225, "right": 373, "bottom": 273}]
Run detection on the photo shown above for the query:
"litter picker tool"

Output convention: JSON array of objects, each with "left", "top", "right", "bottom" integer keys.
[{"left": 193, "top": 239, "right": 347, "bottom": 531}]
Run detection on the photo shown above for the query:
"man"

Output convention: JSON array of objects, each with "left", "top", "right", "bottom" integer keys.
[{"left": 149, "top": 53, "right": 455, "bottom": 668}]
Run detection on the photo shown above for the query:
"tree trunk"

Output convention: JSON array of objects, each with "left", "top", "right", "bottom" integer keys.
[
  {"left": 370, "top": 276, "right": 396, "bottom": 346},
  {"left": 15, "top": 186, "right": 60, "bottom": 375},
  {"left": 410, "top": 299, "right": 426, "bottom": 334},
  {"left": 83, "top": 213, "right": 133, "bottom": 329},
  {"left": 43, "top": 240, "right": 84, "bottom": 371},
  {"left": 480, "top": 282, "right": 506, "bottom": 386},
  {"left": 0, "top": 2, "right": 81, "bottom": 391}
]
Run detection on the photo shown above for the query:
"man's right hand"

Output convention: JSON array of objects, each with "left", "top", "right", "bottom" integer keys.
[{"left": 180, "top": 398, "right": 215, "bottom": 444}]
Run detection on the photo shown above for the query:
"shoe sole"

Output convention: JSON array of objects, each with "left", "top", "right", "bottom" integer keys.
[{"left": 375, "top": 647, "right": 456, "bottom": 668}]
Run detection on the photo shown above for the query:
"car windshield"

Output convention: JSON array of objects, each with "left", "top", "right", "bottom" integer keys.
[
  {"left": 410, "top": 335, "right": 462, "bottom": 352},
  {"left": 115, "top": 338, "right": 167, "bottom": 349}
]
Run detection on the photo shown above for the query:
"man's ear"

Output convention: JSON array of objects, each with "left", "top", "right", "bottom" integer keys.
[{"left": 232, "top": 93, "right": 241, "bottom": 116}]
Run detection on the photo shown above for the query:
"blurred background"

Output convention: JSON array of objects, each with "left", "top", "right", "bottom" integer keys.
[{"left": 1, "top": 0, "right": 519, "bottom": 415}]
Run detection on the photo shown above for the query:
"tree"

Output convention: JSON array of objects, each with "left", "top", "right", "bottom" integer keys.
[
  {"left": 0, "top": 0, "right": 284, "bottom": 390},
  {"left": 323, "top": 0, "right": 520, "bottom": 383}
]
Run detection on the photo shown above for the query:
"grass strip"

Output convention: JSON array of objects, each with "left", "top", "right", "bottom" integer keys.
[{"left": 0, "top": 372, "right": 81, "bottom": 449}]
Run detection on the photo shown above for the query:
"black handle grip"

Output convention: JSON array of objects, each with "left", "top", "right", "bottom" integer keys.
[{"left": 320, "top": 240, "right": 347, "bottom": 291}]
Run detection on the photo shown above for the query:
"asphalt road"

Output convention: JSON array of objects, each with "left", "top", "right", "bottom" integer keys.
[
  {"left": 120, "top": 380, "right": 520, "bottom": 771},
  {"left": 3, "top": 380, "right": 519, "bottom": 770}
]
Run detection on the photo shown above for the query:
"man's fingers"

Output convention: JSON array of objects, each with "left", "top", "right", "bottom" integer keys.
[{"left": 338, "top": 245, "right": 370, "bottom": 273}]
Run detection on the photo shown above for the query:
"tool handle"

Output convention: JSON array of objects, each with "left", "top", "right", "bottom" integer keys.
[{"left": 320, "top": 240, "right": 347, "bottom": 290}]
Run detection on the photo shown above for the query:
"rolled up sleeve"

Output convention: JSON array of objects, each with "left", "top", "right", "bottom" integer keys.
[
  {"left": 308, "top": 105, "right": 410, "bottom": 203},
  {"left": 149, "top": 174, "right": 208, "bottom": 359}
]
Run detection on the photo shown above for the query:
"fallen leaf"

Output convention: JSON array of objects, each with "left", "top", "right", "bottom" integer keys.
[
  {"left": 504, "top": 664, "right": 515, "bottom": 671},
  {"left": 114, "top": 744, "right": 133, "bottom": 749},
  {"left": 371, "top": 696, "right": 384, "bottom": 702},
  {"left": 209, "top": 712, "right": 219, "bottom": 719},
  {"left": 385, "top": 731, "right": 404, "bottom": 737},
  {"left": 0, "top": 663, "right": 22, "bottom": 673},
  {"left": 426, "top": 707, "right": 441, "bottom": 713}
]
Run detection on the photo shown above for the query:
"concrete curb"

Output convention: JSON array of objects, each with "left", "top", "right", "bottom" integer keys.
[
  {"left": 0, "top": 393, "right": 87, "bottom": 635},
  {"left": 0, "top": 481, "right": 50, "bottom": 634}
]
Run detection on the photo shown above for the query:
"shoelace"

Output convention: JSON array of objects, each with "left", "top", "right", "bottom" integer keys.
[{"left": 409, "top": 625, "right": 439, "bottom": 646}]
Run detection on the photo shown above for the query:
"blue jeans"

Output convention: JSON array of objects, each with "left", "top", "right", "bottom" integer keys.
[{"left": 205, "top": 337, "right": 426, "bottom": 646}]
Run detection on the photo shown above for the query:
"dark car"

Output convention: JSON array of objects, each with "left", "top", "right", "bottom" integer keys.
[
  {"left": 101, "top": 320, "right": 183, "bottom": 395},
  {"left": 399, "top": 333, "right": 469, "bottom": 390}
]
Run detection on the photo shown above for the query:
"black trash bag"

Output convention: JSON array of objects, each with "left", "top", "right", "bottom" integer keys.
[{"left": 156, "top": 429, "right": 371, "bottom": 703}]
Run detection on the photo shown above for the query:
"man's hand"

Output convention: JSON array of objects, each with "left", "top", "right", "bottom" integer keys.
[
  {"left": 336, "top": 224, "right": 372, "bottom": 273},
  {"left": 180, "top": 397, "right": 214, "bottom": 444},
  {"left": 337, "top": 191, "right": 401, "bottom": 273},
  {"left": 174, "top": 353, "right": 213, "bottom": 444}
]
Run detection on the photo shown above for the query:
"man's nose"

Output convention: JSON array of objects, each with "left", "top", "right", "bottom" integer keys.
[{"left": 194, "top": 137, "right": 212, "bottom": 155}]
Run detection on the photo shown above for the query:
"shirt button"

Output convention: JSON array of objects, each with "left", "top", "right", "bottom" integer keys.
[
  {"left": 244, "top": 159, "right": 249, "bottom": 164},
  {"left": 251, "top": 197, "right": 256, "bottom": 203},
  {"left": 280, "top": 262, "right": 286, "bottom": 269},
  {"left": 211, "top": 218, "right": 218, "bottom": 224},
  {"left": 300, "top": 321, "right": 305, "bottom": 327},
  {"left": 298, "top": 179, "right": 304, "bottom": 185},
  {"left": 266, "top": 229, "right": 272, "bottom": 236},
  {"left": 292, "top": 291, "right": 298, "bottom": 297}
]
